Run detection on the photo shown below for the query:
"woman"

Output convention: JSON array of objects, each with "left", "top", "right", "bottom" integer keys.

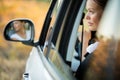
[
  {"left": 75, "top": 0, "right": 108, "bottom": 80},
  {"left": 80, "top": 0, "right": 108, "bottom": 61},
  {"left": 10, "top": 20, "right": 30, "bottom": 40}
]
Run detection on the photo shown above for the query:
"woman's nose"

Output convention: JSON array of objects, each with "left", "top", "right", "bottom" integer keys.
[{"left": 85, "top": 13, "right": 90, "bottom": 20}]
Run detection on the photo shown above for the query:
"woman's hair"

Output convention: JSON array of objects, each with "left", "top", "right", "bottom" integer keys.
[{"left": 93, "top": 0, "right": 108, "bottom": 9}]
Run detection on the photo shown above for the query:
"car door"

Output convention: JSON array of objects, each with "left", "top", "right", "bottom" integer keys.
[{"left": 37, "top": 0, "right": 86, "bottom": 80}]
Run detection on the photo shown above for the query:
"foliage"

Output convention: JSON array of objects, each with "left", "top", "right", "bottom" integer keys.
[{"left": 0, "top": 0, "right": 50, "bottom": 80}]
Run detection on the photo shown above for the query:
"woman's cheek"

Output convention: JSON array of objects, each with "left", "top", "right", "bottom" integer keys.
[{"left": 92, "top": 14, "right": 99, "bottom": 27}]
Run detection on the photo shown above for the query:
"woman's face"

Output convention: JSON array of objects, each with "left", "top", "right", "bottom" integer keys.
[
  {"left": 85, "top": 0, "right": 103, "bottom": 31},
  {"left": 13, "top": 21, "right": 23, "bottom": 32}
]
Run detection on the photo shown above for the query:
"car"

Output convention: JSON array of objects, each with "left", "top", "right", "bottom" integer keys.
[{"left": 3, "top": 0, "right": 120, "bottom": 80}]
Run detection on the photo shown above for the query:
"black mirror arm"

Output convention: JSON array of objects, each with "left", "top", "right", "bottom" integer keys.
[{"left": 22, "top": 41, "right": 38, "bottom": 47}]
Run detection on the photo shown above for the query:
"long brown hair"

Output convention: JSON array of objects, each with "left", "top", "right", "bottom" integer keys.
[{"left": 93, "top": 0, "right": 108, "bottom": 9}]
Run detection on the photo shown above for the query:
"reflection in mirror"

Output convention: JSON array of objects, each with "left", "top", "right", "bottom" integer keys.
[
  {"left": 10, "top": 20, "right": 31, "bottom": 40},
  {"left": 6, "top": 20, "right": 32, "bottom": 41}
]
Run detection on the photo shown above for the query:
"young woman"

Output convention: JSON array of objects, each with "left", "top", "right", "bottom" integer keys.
[
  {"left": 75, "top": 0, "right": 108, "bottom": 80},
  {"left": 10, "top": 20, "right": 31, "bottom": 40},
  {"left": 80, "top": 0, "right": 108, "bottom": 61}
]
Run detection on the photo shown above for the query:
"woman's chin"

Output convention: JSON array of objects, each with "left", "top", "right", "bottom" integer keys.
[{"left": 88, "top": 27, "right": 97, "bottom": 31}]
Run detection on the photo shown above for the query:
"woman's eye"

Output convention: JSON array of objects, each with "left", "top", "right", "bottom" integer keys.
[{"left": 89, "top": 10, "right": 94, "bottom": 14}]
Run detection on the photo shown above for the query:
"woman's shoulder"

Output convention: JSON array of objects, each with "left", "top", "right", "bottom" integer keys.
[{"left": 10, "top": 33, "right": 18, "bottom": 38}]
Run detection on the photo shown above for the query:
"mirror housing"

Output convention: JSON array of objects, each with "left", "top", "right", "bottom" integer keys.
[{"left": 4, "top": 18, "right": 35, "bottom": 46}]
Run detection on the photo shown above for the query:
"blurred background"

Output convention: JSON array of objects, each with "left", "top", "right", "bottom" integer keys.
[{"left": 0, "top": 0, "right": 50, "bottom": 80}]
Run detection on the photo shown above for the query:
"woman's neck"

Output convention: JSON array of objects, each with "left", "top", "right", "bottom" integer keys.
[{"left": 91, "top": 31, "right": 96, "bottom": 39}]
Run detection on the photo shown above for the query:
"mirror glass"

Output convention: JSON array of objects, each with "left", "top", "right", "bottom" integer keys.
[{"left": 4, "top": 19, "right": 34, "bottom": 41}]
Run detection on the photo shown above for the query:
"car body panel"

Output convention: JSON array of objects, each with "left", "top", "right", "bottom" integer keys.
[{"left": 23, "top": 47, "right": 53, "bottom": 80}]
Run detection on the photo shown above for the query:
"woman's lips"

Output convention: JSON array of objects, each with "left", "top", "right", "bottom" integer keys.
[{"left": 88, "top": 22, "right": 93, "bottom": 26}]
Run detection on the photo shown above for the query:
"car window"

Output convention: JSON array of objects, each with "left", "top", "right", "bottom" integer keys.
[
  {"left": 42, "top": 0, "right": 76, "bottom": 80},
  {"left": 43, "top": 0, "right": 63, "bottom": 56},
  {"left": 38, "top": 0, "right": 62, "bottom": 47},
  {"left": 45, "top": 0, "right": 86, "bottom": 79},
  {"left": 74, "top": 0, "right": 120, "bottom": 80}
]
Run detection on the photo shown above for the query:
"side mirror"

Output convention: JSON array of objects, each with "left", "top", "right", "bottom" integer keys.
[{"left": 4, "top": 18, "right": 35, "bottom": 46}]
